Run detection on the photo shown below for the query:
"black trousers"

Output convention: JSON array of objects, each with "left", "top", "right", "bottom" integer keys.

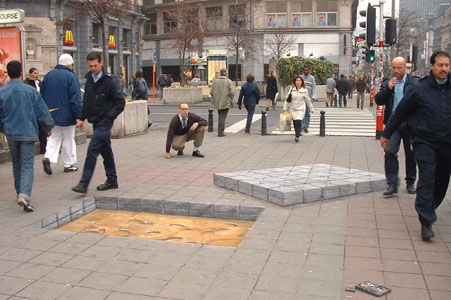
[
  {"left": 38, "top": 124, "right": 47, "bottom": 154},
  {"left": 414, "top": 141, "right": 451, "bottom": 226},
  {"left": 293, "top": 119, "right": 302, "bottom": 138},
  {"left": 338, "top": 93, "right": 347, "bottom": 107},
  {"left": 217, "top": 108, "right": 229, "bottom": 136}
]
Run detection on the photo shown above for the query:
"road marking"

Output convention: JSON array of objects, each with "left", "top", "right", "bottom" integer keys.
[{"left": 225, "top": 114, "right": 262, "bottom": 133}]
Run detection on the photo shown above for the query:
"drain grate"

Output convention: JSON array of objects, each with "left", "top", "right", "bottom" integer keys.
[{"left": 58, "top": 209, "right": 254, "bottom": 247}]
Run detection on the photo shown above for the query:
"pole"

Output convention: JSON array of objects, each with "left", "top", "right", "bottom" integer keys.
[
  {"left": 208, "top": 109, "right": 214, "bottom": 132},
  {"left": 261, "top": 110, "right": 267, "bottom": 136},
  {"left": 390, "top": 0, "right": 395, "bottom": 61},
  {"left": 370, "top": 63, "right": 374, "bottom": 107},
  {"left": 152, "top": 64, "right": 156, "bottom": 104},
  {"left": 319, "top": 110, "right": 326, "bottom": 137}
]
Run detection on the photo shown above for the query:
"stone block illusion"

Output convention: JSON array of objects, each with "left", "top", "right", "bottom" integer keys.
[{"left": 214, "top": 164, "right": 386, "bottom": 206}]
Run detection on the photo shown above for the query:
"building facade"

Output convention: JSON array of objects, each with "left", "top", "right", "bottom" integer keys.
[
  {"left": 1, "top": 0, "right": 145, "bottom": 82},
  {"left": 142, "top": 0, "right": 358, "bottom": 83}
]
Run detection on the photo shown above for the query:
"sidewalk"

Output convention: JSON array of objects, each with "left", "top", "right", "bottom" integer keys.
[{"left": 0, "top": 98, "right": 450, "bottom": 299}]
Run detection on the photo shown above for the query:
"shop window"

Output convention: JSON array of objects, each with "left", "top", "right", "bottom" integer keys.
[
  {"left": 267, "top": 13, "right": 287, "bottom": 27},
  {"left": 317, "top": 12, "right": 336, "bottom": 26},
  {"left": 291, "top": 13, "right": 312, "bottom": 27},
  {"left": 206, "top": 6, "right": 223, "bottom": 30}
]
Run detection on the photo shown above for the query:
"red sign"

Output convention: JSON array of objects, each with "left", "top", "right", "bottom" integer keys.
[{"left": 0, "top": 27, "right": 23, "bottom": 87}]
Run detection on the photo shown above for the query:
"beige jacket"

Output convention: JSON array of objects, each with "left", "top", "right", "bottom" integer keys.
[
  {"left": 283, "top": 87, "right": 314, "bottom": 120},
  {"left": 210, "top": 76, "right": 234, "bottom": 110}
]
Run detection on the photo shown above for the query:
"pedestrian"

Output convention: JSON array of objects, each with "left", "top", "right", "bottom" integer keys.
[
  {"left": 325, "top": 74, "right": 336, "bottom": 107},
  {"left": 129, "top": 75, "right": 135, "bottom": 95},
  {"left": 210, "top": 68, "right": 234, "bottom": 137},
  {"left": 0, "top": 60, "right": 54, "bottom": 212},
  {"left": 165, "top": 102, "right": 207, "bottom": 159},
  {"left": 335, "top": 74, "right": 348, "bottom": 108},
  {"left": 119, "top": 73, "right": 126, "bottom": 95},
  {"left": 158, "top": 73, "right": 169, "bottom": 100},
  {"left": 71, "top": 52, "right": 125, "bottom": 194},
  {"left": 347, "top": 74, "right": 355, "bottom": 99},
  {"left": 238, "top": 73, "right": 261, "bottom": 134},
  {"left": 376, "top": 57, "right": 418, "bottom": 197},
  {"left": 300, "top": 66, "right": 316, "bottom": 133},
  {"left": 355, "top": 74, "right": 366, "bottom": 109},
  {"left": 380, "top": 51, "right": 451, "bottom": 240},
  {"left": 265, "top": 70, "right": 278, "bottom": 111},
  {"left": 132, "top": 70, "right": 148, "bottom": 100},
  {"left": 283, "top": 76, "right": 315, "bottom": 143},
  {"left": 41, "top": 53, "right": 82, "bottom": 175},
  {"left": 24, "top": 67, "right": 47, "bottom": 154},
  {"left": 366, "top": 74, "right": 372, "bottom": 93}
]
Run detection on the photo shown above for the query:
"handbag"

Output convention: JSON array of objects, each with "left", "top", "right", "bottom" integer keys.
[
  {"left": 278, "top": 111, "right": 292, "bottom": 132},
  {"left": 286, "top": 88, "right": 293, "bottom": 103}
]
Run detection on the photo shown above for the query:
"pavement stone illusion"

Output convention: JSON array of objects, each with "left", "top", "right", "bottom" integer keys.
[{"left": 214, "top": 164, "right": 386, "bottom": 206}]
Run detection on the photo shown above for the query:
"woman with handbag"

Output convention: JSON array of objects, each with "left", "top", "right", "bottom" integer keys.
[
  {"left": 283, "top": 76, "right": 315, "bottom": 142},
  {"left": 237, "top": 73, "right": 261, "bottom": 134}
]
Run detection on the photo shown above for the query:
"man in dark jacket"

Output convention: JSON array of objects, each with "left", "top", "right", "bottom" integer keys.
[
  {"left": 72, "top": 52, "right": 125, "bottom": 194},
  {"left": 265, "top": 71, "right": 278, "bottom": 111},
  {"left": 380, "top": 51, "right": 451, "bottom": 240},
  {"left": 376, "top": 57, "right": 417, "bottom": 197},
  {"left": 41, "top": 54, "right": 82, "bottom": 175},
  {"left": 335, "top": 74, "right": 349, "bottom": 108},
  {"left": 238, "top": 73, "right": 261, "bottom": 134},
  {"left": 132, "top": 70, "right": 148, "bottom": 100}
]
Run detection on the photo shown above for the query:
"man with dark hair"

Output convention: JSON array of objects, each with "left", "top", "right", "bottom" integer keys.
[
  {"left": 0, "top": 61, "right": 54, "bottom": 212},
  {"left": 210, "top": 68, "right": 234, "bottom": 137},
  {"left": 376, "top": 57, "right": 417, "bottom": 197},
  {"left": 132, "top": 70, "right": 148, "bottom": 100},
  {"left": 72, "top": 52, "right": 125, "bottom": 194},
  {"left": 381, "top": 51, "right": 451, "bottom": 240},
  {"left": 300, "top": 66, "right": 316, "bottom": 133},
  {"left": 165, "top": 102, "right": 207, "bottom": 159},
  {"left": 335, "top": 74, "right": 349, "bottom": 108}
]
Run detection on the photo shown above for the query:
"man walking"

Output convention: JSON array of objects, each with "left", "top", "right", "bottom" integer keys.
[
  {"left": 347, "top": 75, "right": 355, "bottom": 99},
  {"left": 265, "top": 71, "right": 278, "bottom": 111},
  {"left": 158, "top": 73, "right": 169, "bottom": 100},
  {"left": 165, "top": 103, "right": 207, "bottom": 159},
  {"left": 210, "top": 68, "right": 234, "bottom": 137},
  {"left": 72, "top": 52, "right": 125, "bottom": 194},
  {"left": 0, "top": 61, "right": 54, "bottom": 212},
  {"left": 325, "top": 74, "right": 336, "bottom": 108},
  {"left": 380, "top": 51, "right": 451, "bottom": 240},
  {"left": 41, "top": 53, "right": 82, "bottom": 175},
  {"left": 335, "top": 74, "right": 348, "bottom": 108},
  {"left": 300, "top": 66, "right": 316, "bottom": 133},
  {"left": 355, "top": 73, "right": 367, "bottom": 109},
  {"left": 376, "top": 57, "right": 417, "bottom": 197},
  {"left": 132, "top": 70, "right": 148, "bottom": 100}
]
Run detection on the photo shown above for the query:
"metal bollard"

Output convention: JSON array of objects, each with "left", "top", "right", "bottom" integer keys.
[
  {"left": 208, "top": 108, "right": 213, "bottom": 132},
  {"left": 261, "top": 110, "right": 267, "bottom": 136},
  {"left": 320, "top": 110, "right": 326, "bottom": 137}
]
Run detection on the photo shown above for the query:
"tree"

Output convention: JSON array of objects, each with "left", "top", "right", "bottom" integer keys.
[
  {"left": 73, "top": 0, "right": 133, "bottom": 69},
  {"left": 395, "top": 11, "right": 422, "bottom": 58},
  {"left": 265, "top": 33, "right": 297, "bottom": 59},
  {"left": 277, "top": 56, "right": 334, "bottom": 86},
  {"left": 166, "top": 3, "right": 208, "bottom": 86}
]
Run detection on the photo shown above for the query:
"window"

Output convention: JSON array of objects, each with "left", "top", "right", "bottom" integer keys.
[
  {"left": 317, "top": 0, "right": 337, "bottom": 27},
  {"left": 228, "top": 64, "right": 241, "bottom": 81},
  {"left": 144, "top": 13, "right": 157, "bottom": 35},
  {"left": 122, "top": 29, "right": 131, "bottom": 51},
  {"left": 92, "top": 23, "right": 101, "bottom": 48},
  {"left": 229, "top": 4, "right": 245, "bottom": 28},
  {"left": 291, "top": 13, "right": 312, "bottom": 27},
  {"left": 206, "top": 6, "right": 223, "bottom": 30},
  {"left": 164, "top": 12, "right": 176, "bottom": 33},
  {"left": 267, "top": 13, "right": 287, "bottom": 27}
]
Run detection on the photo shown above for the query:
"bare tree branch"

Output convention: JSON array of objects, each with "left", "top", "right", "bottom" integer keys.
[{"left": 265, "top": 33, "right": 297, "bottom": 59}]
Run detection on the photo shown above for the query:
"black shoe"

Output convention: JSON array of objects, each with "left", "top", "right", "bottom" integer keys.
[
  {"left": 295, "top": 137, "right": 299, "bottom": 143},
  {"left": 406, "top": 183, "right": 416, "bottom": 194},
  {"left": 97, "top": 181, "right": 118, "bottom": 191},
  {"left": 326, "top": 103, "right": 329, "bottom": 107},
  {"left": 383, "top": 184, "right": 398, "bottom": 196},
  {"left": 303, "top": 129, "right": 308, "bottom": 133},
  {"left": 17, "top": 197, "right": 34, "bottom": 212},
  {"left": 421, "top": 224, "right": 435, "bottom": 241},
  {"left": 64, "top": 165, "right": 78, "bottom": 173},
  {"left": 218, "top": 133, "right": 226, "bottom": 137},
  {"left": 42, "top": 158, "right": 52, "bottom": 175},
  {"left": 177, "top": 150, "right": 184, "bottom": 156},
  {"left": 72, "top": 184, "right": 87, "bottom": 194},
  {"left": 192, "top": 150, "right": 205, "bottom": 158}
]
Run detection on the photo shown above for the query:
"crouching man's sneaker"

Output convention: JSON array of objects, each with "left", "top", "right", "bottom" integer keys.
[
  {"left": 17, "top": 195, "right": 34, "bottom": 212},
  {"left": 421, "top": 223, "right": 435, "bottom": 241},
  {"left": 64, "top": 165, "right": 78, "bottom": 173},
  {"left": 97, "top": 181, "right": 118, "bottom": 191}
]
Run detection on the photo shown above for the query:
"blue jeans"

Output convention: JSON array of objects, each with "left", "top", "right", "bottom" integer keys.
[
  {"left": 79, "top": 120, "right": 117, "bottom": 187},
  {"left": 384, "top": 123, "right": 416, "bottom": 186},
  {"left": 301, "top": 106, "right": 310, "bottom": 131},
  {"left": 245, "top": 103, "right": 256, "bottom": 133},
  {"left": 8, "top": 140, "right": 35, "bottom": 196}
]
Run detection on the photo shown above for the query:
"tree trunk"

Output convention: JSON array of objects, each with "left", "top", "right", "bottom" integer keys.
[
  {"left": 235, "top": 47, "right": 239, "bottom": 86},
  {"left": 101, "top": 22, "right": 109, "bottom": 71}
]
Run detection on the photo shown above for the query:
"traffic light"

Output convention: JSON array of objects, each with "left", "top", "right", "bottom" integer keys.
[
  {"left": 368, "top": 50, "right": 376, "bottom": 62},
  {"left": 362, "top": 49, "right": 368, "bottom": 61},
  {"left": 385, "top": 19, "right": 397, "bottom": 45},
  {"left": 412, "top": 45, "right": 418, "bottom": 71},
  {"left": 359, "top": 4, "right": 376, "bottom": 46}
]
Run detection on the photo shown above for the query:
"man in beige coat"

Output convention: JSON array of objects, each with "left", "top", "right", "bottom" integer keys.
[{"left": 210, "top": 68, "right": 234, "bottom": 137}]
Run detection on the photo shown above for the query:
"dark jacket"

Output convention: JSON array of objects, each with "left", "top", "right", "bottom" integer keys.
[
  {"left": 382, "top": 72, "right": 451, "bottom": 144},
  {"left": 40, "top": 65, "right": 81, "bottom": 126},
  {"left": 132, "top": 77, "right": 148, "bottom": 100},
  {"left": 375, "top": 74, "right": 418, "bottom": 124},
  {"left": 23, "top": 78, "right": 41, "bottom": 90},
  {"left": 266, "top": 75, "right": 278, "bottom": 100},
  {"left": 237, "top": 82, "right": 261, "bottom": 107},
  {"left": 166, "top": 112, "right": 207, "bottom": 152},
  {"left": 335, "top": 78, "right": 349, "bottom": 94},
  {"left": 355, "top": 78, "right": 366, "bottom": 93},
  {"left": 81, "top": 69, "right": 125, "bottom": 124}
]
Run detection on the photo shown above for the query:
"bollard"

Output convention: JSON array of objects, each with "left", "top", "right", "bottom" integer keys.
[
  {"left": 375, "top": 105, "right": 384, "bottom": 140},
  {"left": 208, "top": 108, "right": 213, "bottom": 132},
  {"left": 320, "top": 110, "right": 326, "bottom": 137},
  {"left": 261, "top": 110, "right": 267, "bottom": 136},
  {"left": 334, "top": 94, "right": 338, "bottom": 107}
]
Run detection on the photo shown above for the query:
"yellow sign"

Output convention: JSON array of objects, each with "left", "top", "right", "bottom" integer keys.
[
  {"left": 109, "top": 35, "right": 116, "bottom": 48},
  {"left": 64, "top": 30, "right": 74, "bottom": 46}
]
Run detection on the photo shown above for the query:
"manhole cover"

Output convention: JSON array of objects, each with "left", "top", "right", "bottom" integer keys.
[{"left": 58, "top": 209, "right": 254, "bottom": 247}]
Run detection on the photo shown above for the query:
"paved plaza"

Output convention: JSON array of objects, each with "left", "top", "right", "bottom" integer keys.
[{"left": 0, "top": 98, "right": 450, "bottom": 300}]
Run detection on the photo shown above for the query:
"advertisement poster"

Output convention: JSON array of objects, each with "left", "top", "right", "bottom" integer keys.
[
  {"left": 207, "top": 56, "right": 227, "bottom": 85},
  {"left": 0, "top": 27, "right": 23, "bottom": 87}
]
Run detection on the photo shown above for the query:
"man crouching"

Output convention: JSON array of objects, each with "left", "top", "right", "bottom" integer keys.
[{"left": 165, "top": 103, "right": 207, "bottom": 159}]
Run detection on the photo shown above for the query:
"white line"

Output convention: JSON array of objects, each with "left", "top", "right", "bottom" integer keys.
[{"left": 225, "top": 114, "right": 262, "bottom": 133}]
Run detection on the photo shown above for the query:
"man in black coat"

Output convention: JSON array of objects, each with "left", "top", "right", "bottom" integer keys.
[
  {"left": 380, "top": 51, "right": 451, "bottom": 240},
  {"left": 335, "top": 74, "right": 349, "bottom": 108},
  {"left": 72, "top": 52, "right": 125, "bottom": 194},
  {"left": 375, "top": 57, "right": 417, "bottom": 197},
  {"left": 265, "top": 71, "right": 278, "bottom": 111}
]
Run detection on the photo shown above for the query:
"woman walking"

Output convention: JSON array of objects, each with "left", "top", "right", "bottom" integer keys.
[
  {"left": 237, "top": 73, "right": 261, "bottom": 134},
  {"left": 283, "top": 76, "right": 315, "bottom": 142},
  {"left": 265, "top": 71, "right": 278, "bottom": 111}
]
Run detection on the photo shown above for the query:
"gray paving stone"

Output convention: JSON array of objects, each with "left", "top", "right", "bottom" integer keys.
[
  {"left": 78, "top": 271, "right": 128, "bottom": 290},
  {"left": 164, "top": 200, "right": 188, "bottom": 210},
  {"left": 58, "top": 286, "right": 111, "bottom": 300},
  {"left": 16, "top": 280, "right": 71, "bottom": 300},
  {"left": 189, "top": 210, "right": 214, "bottom": 218},
  {"left": 141, "top": 205, "right": 164, "bottom": 214},
  {"left": 164, "top": 208, "right": 188, "bottom": 216},
  {"left": 41, "top": 267, "right": 91, "bottom": 285},
  {"left": 114, "top": 276, "right": 167, "bottom": 296},
  {"left": 214, "top": 203, "right": 239, "bottom": 214},
  {"left": 0, "top": 275, "right": 33, "bottom": 295},
  {"left": 188, "top": 202, "right": 213, "bottom": 211},
  {"left": 141, "top": 198, "right": 164, "bottom": 208}
]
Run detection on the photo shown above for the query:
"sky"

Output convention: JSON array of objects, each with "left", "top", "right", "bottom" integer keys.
[{"left": 355, "top": 0, "right": 399, "bottom": 36}]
